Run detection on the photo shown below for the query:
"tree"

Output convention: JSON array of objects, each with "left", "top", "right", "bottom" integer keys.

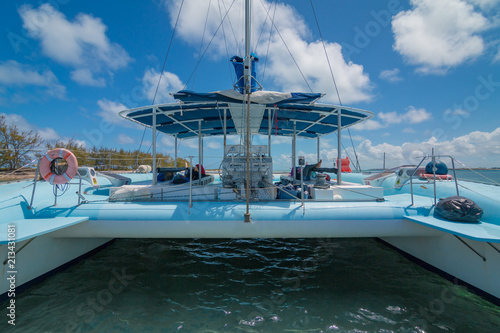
[
  {"left": 0, "top": 115, "right": 43, "bottom": 170},
  {"left": 44, "top": 138, "right": 90, "bottom": 166}
]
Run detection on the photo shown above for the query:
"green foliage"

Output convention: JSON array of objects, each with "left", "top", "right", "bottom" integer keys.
[
  {"left": 42, "top": 140, "right": 188, "bottom": 171},
  {"left": 0, "top": 115, "right": 188, "bottom": 170},
  {"left": 0, "top": 115, "right": 43, "bottom": 170}
]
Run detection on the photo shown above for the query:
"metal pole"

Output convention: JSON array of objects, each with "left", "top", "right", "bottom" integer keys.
[
  {"left": 152, "top": 107, "right": 157, "bottom": 185},
  {"left": 432, "top": 148, "right": 436, "bottom": 205},
  {"left": 268, "top": 107, "right": 272, "bottom": 157},
  {"left": 28, "top": 161, "right": 40, "bottom": 210},
  {"left": 243, "top": 0, "right": 252, "bottom": 223},
  {"left": 300, "top": 165, "right": 304, "bottom": 208},
  {"left": 189, "top": 156, "right": 193, "bottom": 212},
  {"left": 383, "top": 152, "right": 386, "bottom": 170},
  {"left": 77, "top": 173, "right": 82, "bottom": 205},
  {"left": 198, "top": 121, "right": 202, "bottom": 168},
  {"left": 292, "top": 121, "right": 296, "bottom": 180},
  {"left": 223, "top": 109, "right": 227, "bottom": 152},
  {"left": 317, "top": 137, "right": 320, "bottom": 161},
  {"left": 54, "top": 185, "right": 58, "bottom": 206},
  {"left": 451, "top": 157, "right": 459, "bottom": 196},
  {"left": 337, "top": 107, "right": 342, "bottom": 185},
  {"left": 174, "top": 134, "right": 178, "bottom": 167}
]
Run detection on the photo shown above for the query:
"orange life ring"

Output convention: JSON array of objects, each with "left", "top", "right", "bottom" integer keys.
[
  {"left": 419, "top": 173, "right": 453, "bottom": 180},
  {"left": 40, "top": 148, "right": 78, "bottom": 185}
]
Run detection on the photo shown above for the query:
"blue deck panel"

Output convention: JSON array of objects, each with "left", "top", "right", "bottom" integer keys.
[
  {"left": 403, "top": 215, "right": 500, "bottom": 243},
  {"left": 0, "top": 217, "right": 89, "bottom": 244}
]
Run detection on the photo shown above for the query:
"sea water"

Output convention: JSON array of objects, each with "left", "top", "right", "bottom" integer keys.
[
  {"left": 2, "top": 170, "right": 500, "bottom": 332},
  {"left": 2, "top": 238, "right": 500, "bottom": 332}
]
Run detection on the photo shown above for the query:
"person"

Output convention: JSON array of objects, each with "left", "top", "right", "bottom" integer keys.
[
  {"left": 295, "top": 159, "right": 322, "bottom": 181},
  {"left": 185, "top": 166, "right": 199, "bottom": 180},
  {"left": 185, "top": 164, "right": 206, "bottom": 181}
]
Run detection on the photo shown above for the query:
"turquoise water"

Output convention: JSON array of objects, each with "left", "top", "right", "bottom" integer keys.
[
  {"left": 454, "top": 169, "right": 500, "bottom": 185},
  {"left": 2, "top": 238, "right": 500, "bottom": 332}
]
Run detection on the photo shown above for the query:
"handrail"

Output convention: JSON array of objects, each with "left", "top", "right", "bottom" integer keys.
[{"left": 410, "top": 154, "right": 460, "bottom": 206}]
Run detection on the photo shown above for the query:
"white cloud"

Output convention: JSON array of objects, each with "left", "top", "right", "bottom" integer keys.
[
  {"left": 402, "top": 127, "right": 417, "bottom": 133},
  {"left": 162, "top": 0, "right": 372, "bottom": 103},
  {"left": 142, "top": 68, "right": 185, "bottom": 104},
  {"left": 469, "top": 0, "right": 500, "bottom": 11},
  {"left": 181, "top": 138, "right": 199, "bottom": 149},
  {"left": 161, "top": 136, "right": 175, "bottom": 147},
  {"left": 19, "top": 4, "right": 132, "bottom": 86},
  {"left": 355, "top": 127, "right": 500, "bottom": 168},
  {"left": 205, "top": 138, "right": 221, "bottom": 150},
  {"left": 1, "top": 112, "right": 59, "bottom": 141},
  {"left": 392, "top": 0, "right": 489, "bottom": 73},
  {"left": 379, "top": 106, "right": 432, "bottom": 124},
  {"left": 97, "top": 98, "right": 131, "bottom": 126},
  {"left": 353, "top": 106, "right": 431, "bottom": 131},
  {"left": 0, "top": 60, "right": 65, "bottom": 99},
  {"left": 352, "top": 119, "right": 385, "bottom": 131},
  {"left": 379, "top": 68, "right": 402, "bottom": 82},
  {"left": 117, "top": 134, "right": 135, "bottom": 145},
  {"left": 70, "top": 68, "right": 105, "bottom": 87}
]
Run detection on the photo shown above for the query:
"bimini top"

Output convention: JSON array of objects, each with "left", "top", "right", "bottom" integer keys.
[{"left": 119, "top": 89, "right": 374, "bottom": 139}]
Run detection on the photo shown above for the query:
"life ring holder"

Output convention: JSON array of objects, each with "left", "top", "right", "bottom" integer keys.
[
  {"left": 39, "top": 148, "right": 79, "bottom": 185},
  {"left": 419, "top": 173, "right": 453, "bottom": 181}
]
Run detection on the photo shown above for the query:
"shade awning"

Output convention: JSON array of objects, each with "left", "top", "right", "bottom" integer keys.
[{"left": 119, "top": 89, "right": 374, "bottom": 140}]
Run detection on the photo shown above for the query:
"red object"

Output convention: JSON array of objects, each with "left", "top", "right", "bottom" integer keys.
[
  {"left": 337, "top": 157, "right": 352, "bottom": 172},
  {"left": 420, "top": 173, "right": 453, "bottom": 180},
  {"left": 196, "top": 164, "right": 206, "bottom": 177},
  {"left": 40, "top": 148, "right": 79, "bottom": 185}
]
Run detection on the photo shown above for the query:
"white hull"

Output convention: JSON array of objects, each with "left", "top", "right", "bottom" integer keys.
[
  {"left": 382, "top": 233, "right": 500, "bottom": 303},
  {"left": 0, "top": 236, "right": 111, "bottom": 296}
]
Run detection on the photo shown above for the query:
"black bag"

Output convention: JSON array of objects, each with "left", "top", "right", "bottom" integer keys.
[{"left": 434, "top": 196, "right": 483, "bottom": 223}]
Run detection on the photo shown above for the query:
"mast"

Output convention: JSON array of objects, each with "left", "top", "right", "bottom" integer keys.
[
  {"left": 244, "top": 0, "right": 252, "bottom": 223},
  {"left": 337, "top": 107, "right": 342, "bottom": 185}
]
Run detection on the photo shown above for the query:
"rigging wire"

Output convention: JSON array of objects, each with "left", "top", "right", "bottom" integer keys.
[
  {"left": 309, "top": 0, "right": 361, "bottom": 171},
  {"left": 218, "top": 0, "right": 235, "bottom": 83},
  {"left": 220, "top": 0, "right": 241, "bottom": 57},
  {"left": 135, "top": 0, "right": 185, "bottom": 168},
  {"left": 253, "top": 0, "right": 274, "bottom": 54},
  {"left": 259, "top": 0, "right": 277, "bottom": 86},
  {"left": 192, "top": 0, "right": 212, "bottom": 88},
  {"left": 260, "top": 0, "right": 313, "bottom": 93},
  {"left": 182, "top": 0, "right": 238, "bottom": 90}
]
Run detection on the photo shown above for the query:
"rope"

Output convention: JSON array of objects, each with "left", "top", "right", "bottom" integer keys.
[
  {"left": 454, "top": 158, "right": 500, "bottom": 186},
  {"left": 0, "top": 158, "right": 38, "bottom": 180}
]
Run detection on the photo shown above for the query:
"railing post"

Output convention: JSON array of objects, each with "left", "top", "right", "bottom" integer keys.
[
  {"left": 28, "top": 161, "right": 40, "bottom": 210},
  {"left": 300, "top": 164, "right": 305, "bottom": 214},
  {"left": 450, "top": 157, "right": 459, "bottom": 196},
  {"left": 188, "top": 156, "right": 193, "bottom": 213}
]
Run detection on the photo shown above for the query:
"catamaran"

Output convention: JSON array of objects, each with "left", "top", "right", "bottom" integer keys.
[{"left": 1, "top": 0, "right": 500, "bottom": 307}]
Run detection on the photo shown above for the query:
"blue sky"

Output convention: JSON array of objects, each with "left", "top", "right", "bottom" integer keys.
[{"left": 1, "top": 0, "right": 499, "bottom": 170}]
